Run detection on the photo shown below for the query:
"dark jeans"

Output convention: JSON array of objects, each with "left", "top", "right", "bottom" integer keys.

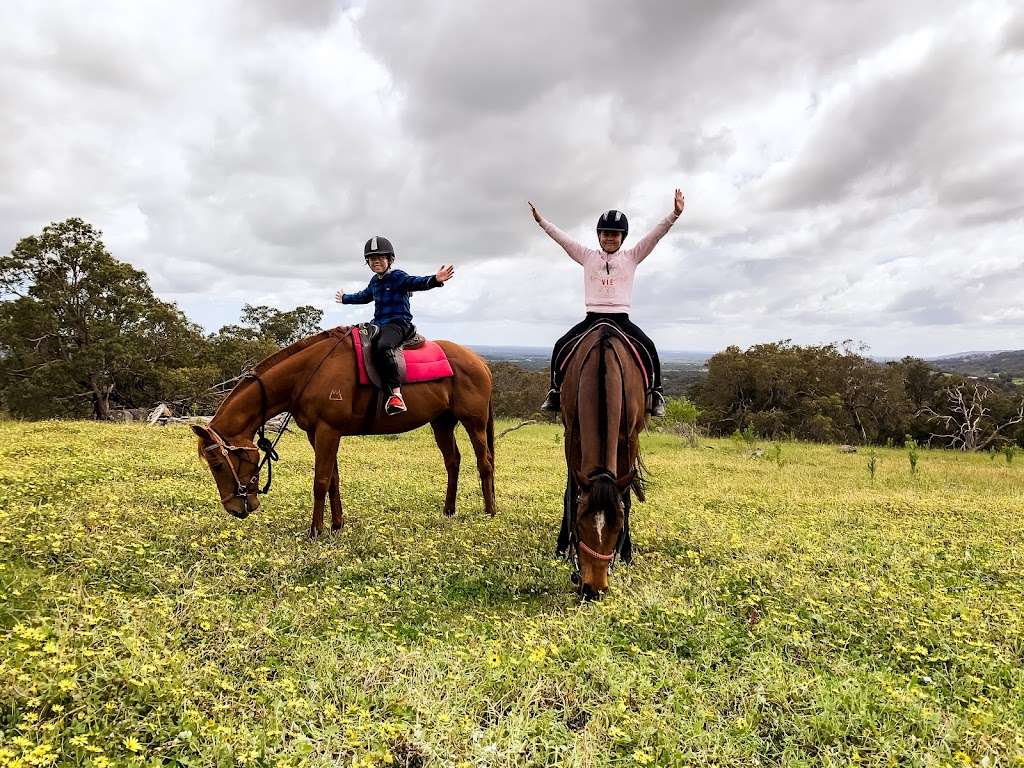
[
  {"left": 549, "top": 312, "right": 661, "bottom": 391},
  {"left": 373, "top": 319, "right": 410, "bottom": 392}
]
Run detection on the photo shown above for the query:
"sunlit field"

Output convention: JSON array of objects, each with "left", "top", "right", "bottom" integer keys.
[{"left": 1, "top": 420, "right": 1022, "bottom": 767}]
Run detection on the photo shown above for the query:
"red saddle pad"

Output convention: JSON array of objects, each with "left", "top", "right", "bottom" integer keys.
[{"left": 353, "top": 337, "right": 455, "bottom": 386}]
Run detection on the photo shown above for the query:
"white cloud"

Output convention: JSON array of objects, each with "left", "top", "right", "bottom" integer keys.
[{"left": 0, "top": 0, "right": 1021, "bottom": 358}]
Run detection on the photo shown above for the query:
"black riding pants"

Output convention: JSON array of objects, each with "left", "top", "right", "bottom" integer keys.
[
  {"left": 373, "top": 319, "right": 410, "bottom": 392},
  {"left": 549, "top": 312, "right": 661, "bottom": 391}
]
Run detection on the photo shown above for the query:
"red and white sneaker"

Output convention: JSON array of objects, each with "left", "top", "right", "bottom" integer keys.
[{"left": 385, "top": 393, "right": 407, "bottom": 416}]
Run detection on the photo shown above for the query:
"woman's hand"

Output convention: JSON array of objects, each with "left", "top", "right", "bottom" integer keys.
[
  {"left": 673, "top": 189, "right": 685, "bottom": 216},
  {"left": 334, "top": 290, "right": 345, "bottom": 303},
  {"left": 528, "top": 201, "right": 542, "bottom": 223},
  {"left": 436, "top": 265, "right": 455, "bottom": 283}
]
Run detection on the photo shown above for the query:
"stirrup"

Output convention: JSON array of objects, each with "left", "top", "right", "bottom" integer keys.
[
  {"left": 540, "top": 388, "right": 560, "bottom": 412},
  {"left": 385, "top": 393, "right": 407, "bottom": 416},
  {"left": 648, "top": 390, "right": 666, "bottom": 417}
]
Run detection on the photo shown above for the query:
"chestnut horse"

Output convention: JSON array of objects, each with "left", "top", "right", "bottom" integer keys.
[
  {"left": 555, "top": 323, "right": 648, "bottom": 598},
  {"left": 191, "top": 326, "right": 495, "bottom": 537}
]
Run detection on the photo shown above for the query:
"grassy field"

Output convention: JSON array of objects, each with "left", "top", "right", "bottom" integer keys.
[{"left": 0, "top": 420, "right": 1022, "bottom": 767}]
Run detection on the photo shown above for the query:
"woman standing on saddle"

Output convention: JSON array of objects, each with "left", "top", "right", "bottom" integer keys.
[
  {"left": 528, "top": 189, "right": 685, "bottom": 417},
  {"left": 335, "top": 236, "right": 455, "bottom": 416}
]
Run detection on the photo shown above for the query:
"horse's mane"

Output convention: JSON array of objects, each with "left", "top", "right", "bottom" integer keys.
[{"left": 250, "top": 325, "right": 350, "bottom": 377}]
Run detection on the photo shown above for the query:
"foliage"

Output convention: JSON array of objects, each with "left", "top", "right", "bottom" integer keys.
[
  {"left": 905, "top": 435, "right": 920, "bottom": 475},
  {"left": 2, "top": 421, "right": 1022, "bottom": 766},
  {"left": 0, "top": 219, "right": 207, "bottom": 419},
  {"left": 488, "top": 361, "right": 552, "bottom": 421},
  {"left": 918, "top": 381, "right": 1024, "bottom": 451},
  {"left": 693, "top": 341, "right": 1024, "bottom": 448},
  {"left": 651, "top": 395, "right": 701, "bottom": 446},
  {"left": 237, "top": 303, "right": 324, "bottom": 348}
]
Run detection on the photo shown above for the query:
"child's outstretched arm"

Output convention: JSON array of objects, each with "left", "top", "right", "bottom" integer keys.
[
  {"left": 393, "top": 266, "right": 453, "bottom": 292},
  {"left": 629, "top": 188, "right": 685, "bottom": 264},
  {"left": 336, "top": 284, "right": 373, "bottom": 304},
  {"left": 528, "top": 200, "right": 588, "bottom": 265}
]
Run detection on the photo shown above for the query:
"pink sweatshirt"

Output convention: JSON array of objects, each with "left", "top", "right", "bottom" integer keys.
[{"left": 538, "top": 212, "right": 681, "bottom": 313}]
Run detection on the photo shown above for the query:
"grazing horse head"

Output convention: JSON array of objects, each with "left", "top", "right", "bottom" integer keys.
[
  {"left": 572, "top": 468, "right": 636, "bottom": 598},
  {"left": 191, "top": 424, "right": 262, "bottom": 519},
  {"left": 559, "top": 323, "right": 648, "bottom": 599}
]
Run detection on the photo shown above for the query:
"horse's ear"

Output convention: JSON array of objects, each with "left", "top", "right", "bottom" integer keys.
[
  {"left": 191, "top": 424, "right": 211, "bottom": 440},
  {"left": 614, "top": 470, "right": 637, "bottom": 492},
  {"left": 573, "top": 469, "right": 590, "bottom": 491}
]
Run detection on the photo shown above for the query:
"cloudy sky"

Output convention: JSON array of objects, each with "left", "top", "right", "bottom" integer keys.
[{"left": 2, "top": 0, "right": 1022, "bottom": 357}]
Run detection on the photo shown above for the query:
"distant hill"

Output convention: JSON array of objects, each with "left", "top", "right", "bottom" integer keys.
[
  {"left": 926, "top": 350, "right": 1013, "bottom": 361},
  {"left": 928, "top": 349, "right": 1024, "bottom": 384}
]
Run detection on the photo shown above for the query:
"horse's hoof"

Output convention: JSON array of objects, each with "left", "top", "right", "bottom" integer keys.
[
  {"left": 570, "top": 571, "right": 581, "bottom": 586},
  {"left": 331, "top": 523, "right": 344, "bottom": 532},
  {"left": 443, "top": 507, "right": 455, "bottom": 517},
  {"left": 308, "top": 527, "right": 322, "bottom": 539}
]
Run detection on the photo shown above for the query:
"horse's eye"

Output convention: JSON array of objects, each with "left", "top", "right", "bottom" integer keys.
[{"left": 210, "top": 461, "right": 224, "bottom": 472}]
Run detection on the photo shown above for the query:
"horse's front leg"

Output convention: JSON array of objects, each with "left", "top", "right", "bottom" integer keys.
[
  {"left": 430, "top": 415, "right": 460, "bottom": 516},
  {"left": 309, "top": 427, "right": 342, "bottom": 538}
]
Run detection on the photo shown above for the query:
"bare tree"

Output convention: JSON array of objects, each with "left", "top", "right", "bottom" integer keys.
[{"left": 918, "top": 382, "right": 1024, "bottom": 451}]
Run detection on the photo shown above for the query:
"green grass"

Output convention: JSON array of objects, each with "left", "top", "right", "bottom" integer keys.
[{"left": 0, "top": 421, "right": 1022, "bottom": 767}]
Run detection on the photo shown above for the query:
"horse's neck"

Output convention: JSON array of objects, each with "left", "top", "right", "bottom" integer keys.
[{"left": 212, "top": 366, "right": 301, "bottom": 440}]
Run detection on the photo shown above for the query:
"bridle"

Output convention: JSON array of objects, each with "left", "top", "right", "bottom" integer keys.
[
  {"left": 567, "top": 470, "right": 621, "bottom": 583},
  {"left": 203, "top": 428, "right": 263, "bottom": 514}
]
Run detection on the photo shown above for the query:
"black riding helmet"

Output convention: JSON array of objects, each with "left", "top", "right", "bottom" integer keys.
[
  {"left": 364, "top": 236, "right": 395, "bottom": 266},
  {"left": 596, "top": 210, "right": 629, "bottom": 237}
]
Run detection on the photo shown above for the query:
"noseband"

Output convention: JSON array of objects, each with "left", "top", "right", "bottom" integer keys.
[{"left": 203, "top": 428, "right": 263, "bottom": 514}]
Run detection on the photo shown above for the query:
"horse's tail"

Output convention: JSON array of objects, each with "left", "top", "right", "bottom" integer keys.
[{"left": 487, "top": 397, "right": 495, "bottom": 458}]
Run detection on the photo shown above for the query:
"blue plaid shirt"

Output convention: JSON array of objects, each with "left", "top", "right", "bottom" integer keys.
[{"left": 341, "top": 269, "right": 442, "bottom": 325}]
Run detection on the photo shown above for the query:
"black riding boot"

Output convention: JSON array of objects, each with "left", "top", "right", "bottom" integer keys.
[
  {"left": 541, "top": 364, "right": 561, "bottom": 412},
  {"left": 650, "top": 389, "right": 666, "bottom": 417}
]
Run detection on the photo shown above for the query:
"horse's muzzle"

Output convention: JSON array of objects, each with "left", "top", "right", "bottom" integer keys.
[{"left": 580, "top": 583, "right": 606, "bottom": 601}]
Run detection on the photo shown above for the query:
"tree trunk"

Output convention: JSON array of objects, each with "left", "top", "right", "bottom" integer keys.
[{"left": 91, "top": 376, "right": 115, "bottom": 420}]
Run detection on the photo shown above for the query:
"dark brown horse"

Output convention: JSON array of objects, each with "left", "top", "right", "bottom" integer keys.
[
  {"left": 556, "top": 323, "right": 648, "bottom": 598},
  {"left": 191, "top": 326, "right": 495, "bottom": 537}
]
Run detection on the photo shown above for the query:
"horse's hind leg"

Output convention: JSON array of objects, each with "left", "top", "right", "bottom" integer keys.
[
  {"left": 430, "top": 413, "right": 460, "bottom": 517},
  {"left": 329, "top": 457, "right": 344, "bottom": 531},
  {"left": 557, "top": 471, "right": 575, "bottom": 557},
  {"left": 462, "top": 413, "right": 496, "bottom": 517}
]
